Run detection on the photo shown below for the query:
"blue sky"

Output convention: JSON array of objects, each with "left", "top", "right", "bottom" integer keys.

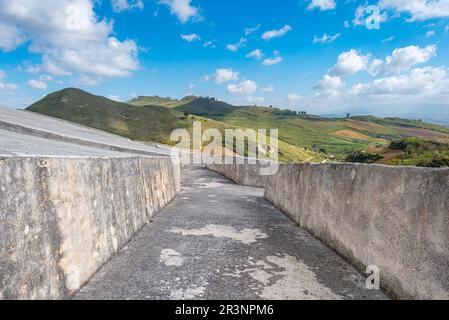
[{"left": 1, "top": 0, "right": 449, "bottom": 122}]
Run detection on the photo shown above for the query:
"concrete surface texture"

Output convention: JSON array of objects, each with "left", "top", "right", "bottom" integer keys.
[
  {"left": 0, "top": 107, "right": 170, "bottom": 157},
  {"left": 0, "top": 108, "right": 182, "bottom": 299},
  {"left": 265, "top": 163, "right": 449, "bottom": 300},
  {"left": 207, "top": 161, "right": 270, "bottom": 188},
  {"left": 0, "top": 129, "right": 141, "bottom": 157},
  {"left": 74, "top": 166, "right": 388, "bottom": 300},
  {"left": 0, "top": 156, "right": 180, "bottom": 299}
]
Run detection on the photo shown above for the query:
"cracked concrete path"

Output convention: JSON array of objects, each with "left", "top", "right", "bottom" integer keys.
[{"left": 74, "top": 166, "right": 389, "bottom": 300}]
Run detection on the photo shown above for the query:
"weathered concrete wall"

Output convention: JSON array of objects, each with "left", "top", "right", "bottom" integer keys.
[
  {"left": 265, "top": 163, "right": 449, "bottom": 300},
  {"left": 0, "top": 156, "right": 180, "bottom": 300},
  {"left": 206, "top": 161, "right": 274, "bottom": 188}
]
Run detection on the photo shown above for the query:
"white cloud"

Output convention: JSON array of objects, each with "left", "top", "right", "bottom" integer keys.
[
  {"left": 226, "top": 38, "right": 247, "bottom": 52},
  {"left": 426, "top": 30, "right": 436, "bottom": 38},
  {"left": 329, "top": 49, "right": 370, "bottom": 76},
  {"left": 206, "top": 68, "right": 240, "bottom": 84},
  {"left": 111, "top": 0, "right": 144, "bottom": 12},
  {"left": 379, "top": 0, "right": 449, "bottom": 21},
  {"left": 306, "top": 66, "right": 449, "bottom": 115},
  {"left": 350, "top": 67, "right": 449, "bottom": 97},
  {"left": 227, "top": 80, "right": 258, "bottom": 95},
  {"left": 307, "top": 0, "right": 336, "bottom": 11},
  {"left": 39, "top": 75, "right": 53, "bottom": 82},
  {"left": 287, "top": 93, "right": 301, "bottom": 104},
  {"left": 313, "top": 33, "right": 340, "bottom": 44},
  {"left": 75, "top": 75, "right": 103, "bottom": 86},
  {"left": 28, "top": 79, "right": 48, "bottom": 90},
  {"left": 0, "top": 22, "right": 26, "bottom": 52},
  {"left": 382, "top": 36, "right": 395, "bottom": 42},
  {"left": 181, "top": 33, "right": 201, "bottom": 42},
  {"left": 246, "top": 96, "right": 265, "bottom": 104},
  {"left": 307, "top": 42, "right": 449, "bottom": 113},
  {"left": 203, "top": 40, "right": 216, "bottom": 48},
  {"left": 261, "top": 25, "right": 292, "bottom": 41},
  {"left": 0, "top": 0, "right": 139, "bottom": 82},
  {"left": 246, "top": 49, "right": 264, "bottom": 60},
  {"left": 159, "top": 0, "right": 200, "bottom": 23},
  {"left": 0, "top": 82, "right": 18, "bottom": 92},
  {"left": 0, "top": 70, "right": 18, "bottom": 92},
  {"left": 244, "top": 24, "right": 261, "bottom": 36},
  {"left": 107, "top": 94, "right": 122, "bottom": 101},
  {"left": 261, "top": 85, "right": 274, "bottom": 93},
  {"left": 314, "top": 74, "right": 345, "bottom": 90},
  {"left": 262, "top": 56, "right": 283, "bottom": 66},
  {"left": 368, "top": 45, "right": 437, "bottom": 76}
]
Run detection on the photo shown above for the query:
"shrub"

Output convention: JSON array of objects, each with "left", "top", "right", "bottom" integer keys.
[{"left": 346, "top": 151, "right": 383, "bottom": 164}]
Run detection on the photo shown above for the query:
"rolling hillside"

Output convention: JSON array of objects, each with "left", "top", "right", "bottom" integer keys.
[
  {"left": 26, "top": 88, "right": 449, "bottom": 165},
  {"left": 131, "top": 96, "right": 449, "bottom": 157},
  {"left": 26, "top": 88, "right": 191, "bottom": 144},
  {"left": 26, "top": 89, "right": 320, "bottom": 162}
]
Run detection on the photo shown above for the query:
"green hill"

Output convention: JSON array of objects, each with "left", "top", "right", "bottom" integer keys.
[
  {"left": 26, "top": 88, "right": 190, "bottom": 144},
  {"left": 130, "top": 95, "right": 241, "bottom": 116},
  {"left": 26, "top": 88, "right": 320, "bottom": 162},
  {"left": 27, "top": 88, "right": 449, "bottom": 165},
  {"left": 175, "top": 97, "right": 241, "bottom": 117}
]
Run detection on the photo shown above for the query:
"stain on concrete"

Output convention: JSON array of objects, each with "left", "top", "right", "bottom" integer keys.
[
  {"left": 237, "top": 254, "right": 344, "bottom": 300},
  {"left": 160, "top": 249, "right": 184, "bottom": 267},
  {"left": 168, "top": 224, "right": 268, "bottom": 245},
  {"left": 170, "top": 285, "right": 207, "bottom": 300}
]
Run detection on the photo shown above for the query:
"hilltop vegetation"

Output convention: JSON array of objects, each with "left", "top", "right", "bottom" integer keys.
[
  {"left": 26, "top": 88, "right": 449, "bottom": 166},
  {"left": 128, "top": 95, "right": 197, "bottom": 108},
  {"left": 27, "top": 88, "right": 190, "bottom": 144},
  {"left": 388, "top": 138, "right": 449, "bottom": 167}
]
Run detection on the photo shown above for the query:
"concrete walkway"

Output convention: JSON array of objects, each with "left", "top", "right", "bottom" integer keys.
[{"left": 74, "top": 166, "right": 388, "bottom": 300}]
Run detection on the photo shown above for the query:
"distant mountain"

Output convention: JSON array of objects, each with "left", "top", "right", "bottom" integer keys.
[{"left": 27, "top": 88, "right": 449, "bottom": 165}]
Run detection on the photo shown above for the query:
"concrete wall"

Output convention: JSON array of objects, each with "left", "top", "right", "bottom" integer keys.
[
  {"left": 265, "top": 163, "right": 449, "bottom": 300},
  {"left": 0, "top": 156, "right": 180, "bottom": 300},
  {"left": 206, "top": 161, "right": 272, "bottom": 188}
]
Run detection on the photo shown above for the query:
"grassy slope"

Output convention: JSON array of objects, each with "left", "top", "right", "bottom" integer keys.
[
  {"left": 26, "top": 89, "right": 319, "bottom": 162},
  {"left": 128, "top": 95, "right": 197, "bottom": 108},
  {"left": 27, "top": 88, "right": 191, "bottom": 144},
  {"left": 129, "top": 96, "right": 449, "bottom": 163},
  {"left": 210, "top": 107, "right": 394, "bottom": 158}
]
